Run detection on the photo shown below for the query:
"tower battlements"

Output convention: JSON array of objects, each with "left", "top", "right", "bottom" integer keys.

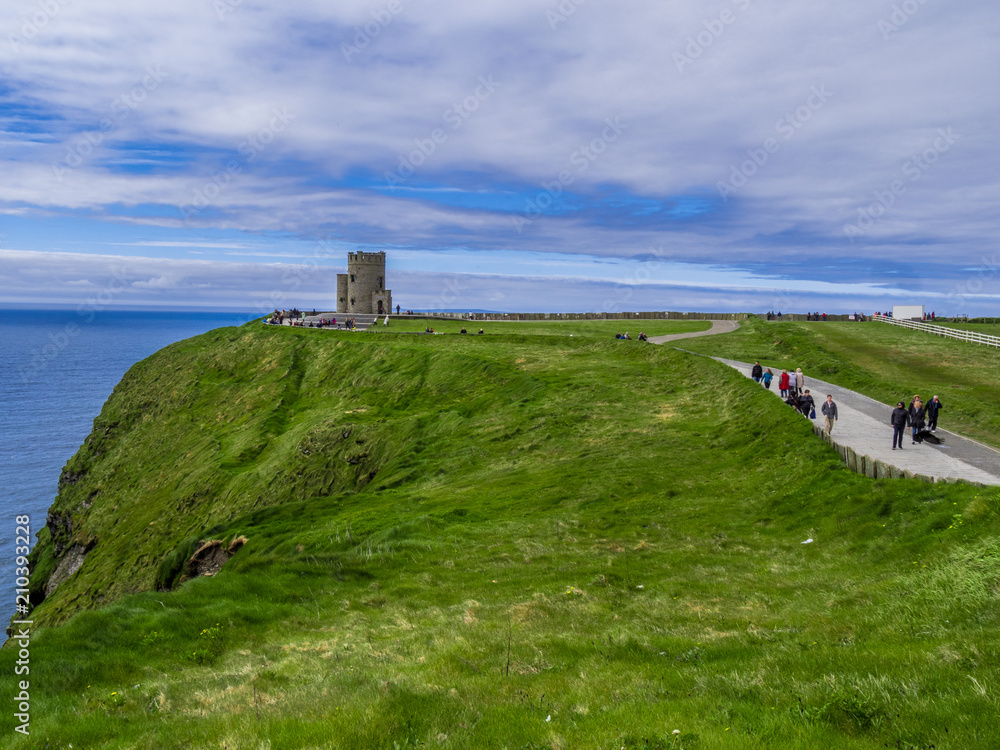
[{"left": 337, "top": 251, "right": 392, "bottom": 315}]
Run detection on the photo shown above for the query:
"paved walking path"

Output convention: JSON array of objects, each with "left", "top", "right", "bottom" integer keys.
[
  {"left": 717, "top": 357, "right": 1000, "bottom": 486},
  {"left": 647, "top": 318, "right": 1000, "bottom": 485},
  {"left": 647, "top": 319, "right": 739, "bottom": 344}
]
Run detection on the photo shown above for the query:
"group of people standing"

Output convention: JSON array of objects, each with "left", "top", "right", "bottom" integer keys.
[
  {"left": 751, "top": 361, "right": 838, "bottom": 434},
  {"left": 750, "top": 361, "right": 947, "bottom": 450},
  {"left": 752, "top": 362, "right": 805, "bottom": 398},
  {"left": 889, "top": 396, "right": 943, "bottom": 449}
]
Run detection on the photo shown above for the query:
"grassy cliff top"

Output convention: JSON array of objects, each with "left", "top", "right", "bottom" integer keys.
[{"left": 6, "top": 318, "right": 1000, "bottom": 748}]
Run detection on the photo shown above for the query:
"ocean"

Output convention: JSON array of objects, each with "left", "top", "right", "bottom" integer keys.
[{"left": 0, "top": 309, "right": 259, "bottom": 608}]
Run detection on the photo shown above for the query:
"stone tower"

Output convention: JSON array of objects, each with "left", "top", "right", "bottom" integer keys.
[{"left": 336, "top": 251, "right": 392, "bottom": 315}]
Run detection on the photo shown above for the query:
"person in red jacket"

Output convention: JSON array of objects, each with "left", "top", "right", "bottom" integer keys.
[{"left": 779, "top": 370, "right": 791, "bottom": 397}]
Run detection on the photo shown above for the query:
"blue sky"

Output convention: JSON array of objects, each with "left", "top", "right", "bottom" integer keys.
[{"left": 1, "top": 0, "right": 998, "bottom": 314}]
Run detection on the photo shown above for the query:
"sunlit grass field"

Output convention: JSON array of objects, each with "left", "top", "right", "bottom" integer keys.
[{"left": 5, "top": 319, "right": 1000, "bottom": 749}]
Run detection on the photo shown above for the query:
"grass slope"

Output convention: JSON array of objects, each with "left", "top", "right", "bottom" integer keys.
[
  {"left": 4, "top": 320, "right": 1000, "bottom": 749},
  {"left": 679, "top": 316, "right": 1000, "bottom": 447}
]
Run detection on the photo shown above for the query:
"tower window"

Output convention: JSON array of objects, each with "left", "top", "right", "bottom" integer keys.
[
  {"left": 377, "top": 276, "right": 383, "bottom": 289},
  {"left": 350, "top": 275, "right": 355, "bottom": 282}
]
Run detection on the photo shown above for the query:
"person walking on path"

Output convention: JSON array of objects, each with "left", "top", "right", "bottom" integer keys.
[
  {"left": 926, "top": 396, "right": 943, "bottom": 432},
  {"left": 799, "top": 390, "right": 816, "bottom": 419},
  {"left": 890, "top": 401, "right": 910, "bottom": 450},
  {"left": 762, "top": 368, "right": 774, "bottom": 389},
  {"left": 794, "top": 368, "right": 805, "bottom": 395},
  {"left": 909, "top": 398, "right": 926, "bottom": 444},
  {"left": 751, "top": 361, "right": 763, "bottom": 383},
  {"left": 821, "top": 394, "right": 838, "bottom": 434},
  {"left": 779, "top": 370, "right": 790, "bottom": 397}
]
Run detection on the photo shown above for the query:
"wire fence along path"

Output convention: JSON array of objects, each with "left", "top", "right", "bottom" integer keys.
[{"left": 874, "top": 315, "right": 1000, "bottom": 348}]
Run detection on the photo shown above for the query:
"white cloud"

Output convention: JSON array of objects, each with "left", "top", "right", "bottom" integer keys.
[{"left": 0, "top": 0, "right": 997, "bottom": 312}]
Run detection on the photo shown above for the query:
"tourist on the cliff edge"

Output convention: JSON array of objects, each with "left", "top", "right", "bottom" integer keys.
[
  {"left": 779, "top": 370, "right": 790, "bottom": 397},
  {"left": 751, "top": 361, "right": 763, "bottom": 382},
  {"left": 762, "top": 369, "right": 773, "bottom": 389},
  {"left": 795, "top": 368, "right": 805, "bottom": 395},
  {"left": 890, "top": 401, "right": 909, "bottom": 450}
]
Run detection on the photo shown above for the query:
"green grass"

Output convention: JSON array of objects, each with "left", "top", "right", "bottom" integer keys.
[
  {"left": 932, "top": 319, "right": 1000, "bottom": 334},
  {"left": 367, "top": 316, "right": 713, "bottom": 337},
  {"left": 4, "top": 320, "right": 1000, "bottom": 748},
  {"left": 679, "top": 315, "right": 1000, "bottom": 447}
]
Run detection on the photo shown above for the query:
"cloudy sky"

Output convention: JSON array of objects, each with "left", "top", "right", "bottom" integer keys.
[{"left": 1, "top": 0, "right": 997, "bottom": 314}]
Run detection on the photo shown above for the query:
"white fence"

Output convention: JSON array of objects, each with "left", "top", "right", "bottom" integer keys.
[{"left": 874, "top": 314, "right": 1000, "bottom": 348}]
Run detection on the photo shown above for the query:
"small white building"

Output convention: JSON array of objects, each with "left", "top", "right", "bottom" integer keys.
[{"left": 892, "top": 305, "right": 925, "bottom": 320}]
